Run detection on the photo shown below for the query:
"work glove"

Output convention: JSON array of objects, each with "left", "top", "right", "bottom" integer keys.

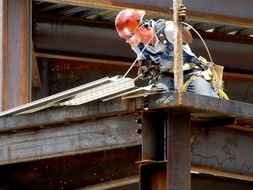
[
  {"left": 178, "top": 4, "right": 187, "bottom": 21},
  {"left": 170, "top": 4, "right": 187, "bottom": 21},
  {"left": 138, "top": 65, "right": 150, "bottom": 79},
  {"left": 138, "top": 60, "right": 159, "bottom": 80}
]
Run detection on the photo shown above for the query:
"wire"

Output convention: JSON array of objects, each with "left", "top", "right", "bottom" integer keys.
[
  {"left": 182, "top": 21, "right": 213, "bottom": 62},
  {"left": 123, "top": 21, "right": 168, "bottom": 78},
  {"left": 123, "top": 21, "right": 213, "bottom": 77}
]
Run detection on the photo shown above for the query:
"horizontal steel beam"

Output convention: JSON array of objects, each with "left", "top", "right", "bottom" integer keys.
[
  {"left": 192, "top": 125, "right": 253, "bottom": 177},
  {"left": 0, "top": 114, "right": 141, "bottom": 165},
  {"left": 147, "top": 92, "right": 253, "bottom": 123},
  {"left": 75, "top": 175, "right": 139, "bottom": 190},
  {"left": 42, "top": 0, "right": 253, "bottom": 28},
  {"left": 1, "top": 93, "right": 253, "bottom": 178},
  {"left": 0, "top": 146, "right": 140, "bottom": 190},
  {"left": 33, "top": 23, "right": 253, "bottom": 73},
  {"left": 0, "top": 98, "right": 141, "bottom": 133},
  {"left": 0, "top": 114, "right": 253, "bottom": 179}
]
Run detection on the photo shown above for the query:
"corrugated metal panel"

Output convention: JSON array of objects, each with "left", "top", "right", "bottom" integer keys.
[{"left": 0, "top": 75, "right": 146, "bottom": 117}]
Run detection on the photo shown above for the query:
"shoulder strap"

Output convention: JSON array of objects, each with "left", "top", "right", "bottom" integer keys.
[
  {"left": 154, "top": 19, "right": 168, "bottom": 44},
  {"left": 137, "top": 43, "right": 152, "bottom": 60}
]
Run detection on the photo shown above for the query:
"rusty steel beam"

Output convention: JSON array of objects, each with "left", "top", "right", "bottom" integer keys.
[
  {"left": 75, "top": 175, "right": 139, "bottom": 190},
  {"left": 0, "top": 1, "right": 3, "bottom": 111},
  {"left": 0, "top": 114, "right": 141, "bottom": 165},
  {"left": 2, "top": 0, "right": 30, "bottom": 110},
  {"left": 146, "top": 92, "right": 253, "bottom": 122},
  {"left": 41, "top": 0, "right": 253, "bottom": 28},
  {"left": 33, "top": 22, "right": 253, "bottom": 73},
  {"left": 167, "top": 111, "right": 191, "bottom": 190},
  {"left": 141, "top": 111, "right": 166, "bottom": 161},
  {"left": 191, "top": 125, "right": 253, "bottom": 176},
  {"left": 140, "top": 110, "right": 191, "bottom": 190},
  {"left": 139, "top": 111, "right": 167, "bottom": 189},
  {"left": 0, "top": 98, "right": 142, "bottom": 133},
  {"left": 0, "top": 146, "right": 140, "bottom": 190},
  {"left": 0, "top": 93, "right": 253, "bottom": 178}
]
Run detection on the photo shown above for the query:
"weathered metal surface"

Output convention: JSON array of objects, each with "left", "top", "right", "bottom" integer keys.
[
  {"left": 42, "top": 0, "right": 253, "bottom": 27},
  {"left": 0, "top": 93, "right": 253, "bottom": 178},
  {"left": 75, "top": 175, "right": 139, "bottom": 190},
  {"left": 0, "top": 146, "right": 140, "bottom": 190},
  {"left": 0, "top": 97, "right": 142, "bottom": 133},
  {"left": 0, "top": 75, "right": 138, "bottom": 117},
  {"left": 141, "top": 111, "right": 166, "bottom": 161},
  {"left": 0, "top": 1, "right": 3, "bottom": 112},
  {"left": 147, "top": 92, "right": 253, "bottom": 122},
  {"left": 140, "top": 163, "right": 167, "bottom": 190},
  {"left": 2, "top": 0, "right": 30, "bottom": 110},
  {"left": 140, "top": 110, "right": 191, "bottom": 190},
  {"left": 140, "top": 111, "right": 166, "bottom": 189},
  {"left": 173, "top": 0, "right": 183, "bottom": 93},
  {"left": 192, "top": 125, "right": 253, "bottom": 175},
  {"left": 0, "top": 114, "right": 141, "bottom": 165},
  {"left": 33, "top": 21, "right": 253, "bottom": 74},
  {"left": 167, "top": 111, "right": 191, "bottom": 190},
  {"left": 191, "top": 174, "right": 253, "bottom": 190}
]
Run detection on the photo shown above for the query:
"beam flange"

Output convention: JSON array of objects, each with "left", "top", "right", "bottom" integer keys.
[{"left": 40, "top": 0, "right": 253, "bottom": 28}]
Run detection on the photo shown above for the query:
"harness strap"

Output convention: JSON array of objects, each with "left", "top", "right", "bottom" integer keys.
[
  {"left": 182, "top": 75, "right": 195, "bottom": 92},
  {"left": 182, "top": 74, "right": 229, "bottom": 99}
]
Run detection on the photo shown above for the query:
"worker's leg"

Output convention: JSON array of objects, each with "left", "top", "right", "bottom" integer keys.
[
  {"left": 187, "top": 76, "right": 218, "bottom": 98},
  {"left": 154, "top": 75, "right": 174, "bottom": 92}
]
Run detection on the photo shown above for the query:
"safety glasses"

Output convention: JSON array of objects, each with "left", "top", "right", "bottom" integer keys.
[{"left": 124, "top": 26, "right": 140, "bottom": 39}]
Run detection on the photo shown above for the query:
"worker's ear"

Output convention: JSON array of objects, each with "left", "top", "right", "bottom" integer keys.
[{"left": 138, "top": 25, "right": 145, "bottom": 33}]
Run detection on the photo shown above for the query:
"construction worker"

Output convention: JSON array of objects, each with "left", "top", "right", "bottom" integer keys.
[{"left": 115, "top": 6, "right": 219, "bottom": 98}]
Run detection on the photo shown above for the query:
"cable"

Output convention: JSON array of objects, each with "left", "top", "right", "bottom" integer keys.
[
  {"left": 182, "top": 21, "right": 213, "bottom": 62},
  {"left": 123, "top": 21, "right": 213, "bottom": 77},
  {"left": 123, "top": 21, "right": 168, "bottom": 78}
]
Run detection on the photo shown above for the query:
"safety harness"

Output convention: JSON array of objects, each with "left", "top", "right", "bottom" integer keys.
[{"left": 138, "top": 19, "right": 229, "bottom": 99}]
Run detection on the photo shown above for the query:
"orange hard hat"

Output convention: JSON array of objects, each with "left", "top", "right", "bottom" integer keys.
[{"left": 115, "top": 9, "right": 145, "bottom": 37}]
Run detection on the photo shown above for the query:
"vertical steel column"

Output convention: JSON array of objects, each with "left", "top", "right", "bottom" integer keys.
[
  {"left": 2, "top": 0, "right": 30, "bottom": 110},
  {"left": 140, "top": 111, "right": 167, "bottom": 190},
  {"left": 141, "top": 111, "right": 166, "bottom": 161},
  {"left": 0, "top": 0, "right": 3, "bottom": 111},
  {"left": 167, "top": 111, "right": 191, "bottom": 190},
  {"left": 140, "top": 110, "right": 191, "bottom": 190}
]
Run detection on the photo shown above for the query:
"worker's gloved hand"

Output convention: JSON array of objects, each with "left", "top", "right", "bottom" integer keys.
[
  {"left": 178, "top": 4, "right": 187, "bottom": 21},
  {"left": 138, "top": 65, "right": 149, "bottom": 79},
  {"left": 138, "top": 60, "right": 158, "bottom": 80}
]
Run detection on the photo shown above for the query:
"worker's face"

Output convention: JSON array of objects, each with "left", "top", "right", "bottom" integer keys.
[{"left": 122, "top": 28, "right": 143, "bottom": 47}]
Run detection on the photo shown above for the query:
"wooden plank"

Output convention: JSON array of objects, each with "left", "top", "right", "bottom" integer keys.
[
  {"left": 0, "top": 114, "right": 141, "bottom": 165},
  {"left": 173, "top": 0, "right": 183, "bottom": 93}
]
